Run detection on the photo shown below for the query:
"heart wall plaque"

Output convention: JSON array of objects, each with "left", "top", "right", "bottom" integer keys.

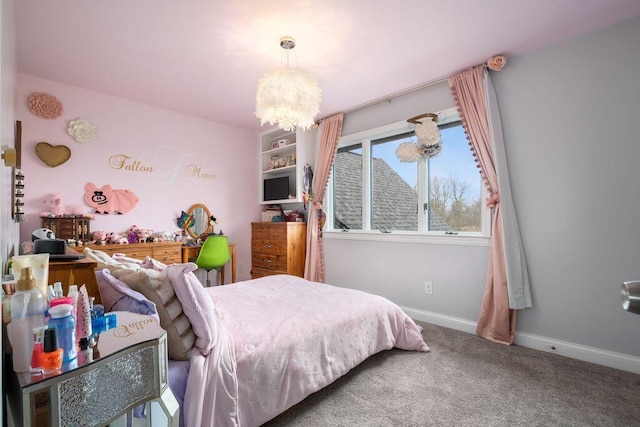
[{"left": 35, "top": 142, "right": 71, "bottom": 167}]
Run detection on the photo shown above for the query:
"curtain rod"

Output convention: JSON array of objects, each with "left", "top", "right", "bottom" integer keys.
[{"left": 317, "top": 75, "right": 449, "bottom": 123}]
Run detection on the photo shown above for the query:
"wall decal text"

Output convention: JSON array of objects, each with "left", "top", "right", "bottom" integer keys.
[
  {"left": 185, "top": 164, "right": 217, "bottom": 180},
  {"left": 109, "top": 154, "right": 154, "bottom": 173}
]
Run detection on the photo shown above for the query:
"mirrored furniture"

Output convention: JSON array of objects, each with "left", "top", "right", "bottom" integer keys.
[{"left": 5, "top": 312, "right": 178, "bottom": 427}]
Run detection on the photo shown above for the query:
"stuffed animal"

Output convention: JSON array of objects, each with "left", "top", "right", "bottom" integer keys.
[
  {"left": 92, "top": 230, "right": 107, "bottom": 243},
  {"left": 108, "top": 232, "right": 128, "bottom": 245},
  {"left": 43, "top": 194, "right": 67, "bottom": 216},
  {"left": 127, "top": 225, "right": 139, "bottom": 244},
  {"left": 136, "top": 228, "right": 152, "bottom": 243}
]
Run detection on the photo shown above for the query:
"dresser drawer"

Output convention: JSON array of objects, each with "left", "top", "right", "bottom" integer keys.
[
  {"left": 252, "top": 253, "right": 287, "bottom": 271},
  {"left": 251, "top": 239, "right": 286, "bottom": 255},
  {"left": 252, "top": 223, "right": 287, "bottom": 240},
  {"left": 153, "top": 247, "right": 181, "bottom": 263},
  {"left": 251, "top": 267, "right": 282, "bottom": 279}
]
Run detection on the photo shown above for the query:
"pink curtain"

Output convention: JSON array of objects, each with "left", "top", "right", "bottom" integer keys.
[
  {"left": 448, "top": 66, "right": 515, "bottom": 345},
  {"left": 304, "top": 114, "right": 344, "bottom": 283}
]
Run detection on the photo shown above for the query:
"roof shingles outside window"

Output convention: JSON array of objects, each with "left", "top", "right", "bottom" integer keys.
[{"left": 333, "top": 152, "right": 452, "bottom": 232}]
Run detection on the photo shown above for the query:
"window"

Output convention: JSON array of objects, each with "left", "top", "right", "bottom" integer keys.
[{"left": 328, "top": 108, "right": 488, "bottom": 238}]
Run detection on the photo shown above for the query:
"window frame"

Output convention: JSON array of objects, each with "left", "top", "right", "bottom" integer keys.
[{"left": 325, "top": 107, "right": 491, "bottom": 246}]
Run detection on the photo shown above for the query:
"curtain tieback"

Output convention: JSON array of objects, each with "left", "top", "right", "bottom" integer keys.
[{"left": 486, "top": 192, "right": 500, "bottom": 207}]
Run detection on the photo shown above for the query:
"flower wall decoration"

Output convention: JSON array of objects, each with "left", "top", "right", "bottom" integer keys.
[
  {"left": 396, "top": 113, "right": 443, "bottom": 163},
  {"left": 67, "top": 118, "right": 97, "bottom": 143},
  {"left": 487, "top": 55, "right": 507, "bottom": 71},
  {"left": 28, "top": 92, "right": 64, "bottom": 119}
]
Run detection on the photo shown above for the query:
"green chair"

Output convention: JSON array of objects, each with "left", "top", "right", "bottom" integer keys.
[{"left": 194, "top": 235, "right": 230, "bottom": 287}]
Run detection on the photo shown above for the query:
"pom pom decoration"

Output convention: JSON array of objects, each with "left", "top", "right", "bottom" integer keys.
[
  {"left": 397, "top": 113, "right": 443, "bottom": 162},
  {"left": 415, "top": 119, "right": 442, "bottom": 147},
  {"left": 487, "top": 55, "right": 507, "bottom": 71},
  {"left": 67, "top": 118, "right": 97, "bottom": 143},
  {"left": 396, "top": 142, "right": 422, "bottom": 163},
  {"left": 28, "top": 92, "right": 64, "bottom": 119}
]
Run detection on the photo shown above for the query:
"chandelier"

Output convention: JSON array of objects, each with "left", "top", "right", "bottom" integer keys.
[
  {"left": 396, "top": 113, "right": 442, "bottom": 162},
  {"left": 256, "top": 36, "right": 321, "bottom": 132}
]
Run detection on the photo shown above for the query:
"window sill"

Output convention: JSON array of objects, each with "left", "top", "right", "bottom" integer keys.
[{"left": 322, "top": 230, "right": 490, "bottom": 247}]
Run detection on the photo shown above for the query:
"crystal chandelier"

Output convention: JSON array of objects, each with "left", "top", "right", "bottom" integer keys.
[
  {"left": 256, "top": 36, "right": 321, "bottom": 132},
  {"left": 396, "top": 113, "right": 442, "bottom": 162}
]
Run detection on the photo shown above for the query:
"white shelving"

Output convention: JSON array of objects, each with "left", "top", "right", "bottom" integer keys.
[{"left": 259, "top": 128, "right": 315, "bottom": 204}]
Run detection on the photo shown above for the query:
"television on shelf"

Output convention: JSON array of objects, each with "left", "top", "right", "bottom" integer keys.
[{"left": 264, "top": 176, "right": 289, "bottom": 201}]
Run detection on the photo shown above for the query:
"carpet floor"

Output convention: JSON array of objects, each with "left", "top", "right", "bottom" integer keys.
[{"left": 263, "top": 321, "right": 640, "bottom": 426}]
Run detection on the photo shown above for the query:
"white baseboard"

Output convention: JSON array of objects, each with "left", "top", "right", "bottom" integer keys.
[{"left": 401, "top": 305, "right": 640, "bottom": 375}]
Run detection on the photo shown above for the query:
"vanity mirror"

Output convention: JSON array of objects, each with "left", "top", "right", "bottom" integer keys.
[{"left": 185, "top": 203, "right": 213, "bottom": 239}]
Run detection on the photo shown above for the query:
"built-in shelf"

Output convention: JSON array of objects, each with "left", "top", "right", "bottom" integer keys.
[{"left": 259, "top": 128, "right": 315, "bottom": 205}]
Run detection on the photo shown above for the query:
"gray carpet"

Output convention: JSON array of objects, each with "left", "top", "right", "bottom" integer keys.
[{"left": 263, "top": 321, "right": 640, "bottom": 426}]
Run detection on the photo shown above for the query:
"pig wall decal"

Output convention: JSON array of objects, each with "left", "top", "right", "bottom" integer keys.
[{"left": 84, "top": 182, "right": 139, "bottom": 215}]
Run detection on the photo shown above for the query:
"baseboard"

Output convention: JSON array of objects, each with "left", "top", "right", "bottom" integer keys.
[{"left": 401, "top": 305, "right": 640, "bottom": 375}]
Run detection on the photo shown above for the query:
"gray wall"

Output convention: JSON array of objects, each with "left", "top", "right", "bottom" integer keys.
[{"left": 325, "top": 15, "right": 640, "bottom": 357}]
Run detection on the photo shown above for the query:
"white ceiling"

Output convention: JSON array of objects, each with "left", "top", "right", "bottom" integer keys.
[{"left": 15, "top": 0, "right": 640, "bottom": 132}]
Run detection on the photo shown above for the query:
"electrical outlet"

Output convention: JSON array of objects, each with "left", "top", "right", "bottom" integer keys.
[
  {"left": 237, "top": 263, "right": 244, "bottom": 274},
  {"left": 424, "top": 281, "right": 433, "bottom": 295},
  {"left": 546, "top": 344, "right": 557, "bottom": 352}
]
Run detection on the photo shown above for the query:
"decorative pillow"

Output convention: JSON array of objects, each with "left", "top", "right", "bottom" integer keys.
[
  {"left": 95, "top": 269, "right": 159, "bottom": 322},
  {"left": 108, "top": 265, "right": 196, "bottom": 361},
  {"left": 141, "top": 256, "right": 167, "bottom": 271},
  {"left": 163, "top": 263, "right": 216, "bottom": 356}
]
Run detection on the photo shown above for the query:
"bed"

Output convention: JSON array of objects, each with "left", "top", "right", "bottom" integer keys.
[{"left": 85, "top": 249, "right": 429, "bottom": 427}]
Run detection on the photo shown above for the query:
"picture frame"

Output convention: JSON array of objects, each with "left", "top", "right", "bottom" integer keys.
[{"left": 270, "top": 141, "right": 280, "bottom": 149}]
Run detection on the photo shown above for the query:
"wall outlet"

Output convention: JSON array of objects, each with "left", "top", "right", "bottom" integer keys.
[
  {"left": 424, "top": 281, "right": 433, "bottom": 295},
  {"left": 237, "top": 263, "right": 244, "bottom": 274}
]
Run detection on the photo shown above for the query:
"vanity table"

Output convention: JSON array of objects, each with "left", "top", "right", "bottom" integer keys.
[
  {"left": 180, "top": 203, "right": 237, "bottom": 284},
  {"left": 5, "top": 312, "right": 178, "bottom": 427}
]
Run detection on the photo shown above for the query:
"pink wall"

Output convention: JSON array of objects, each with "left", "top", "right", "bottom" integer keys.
[{"left": 17, "top": 73, "right": 259, "bottom": 281}]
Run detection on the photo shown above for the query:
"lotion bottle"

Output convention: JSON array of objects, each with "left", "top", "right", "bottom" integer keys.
[{"left": 11, "top": 267, "right": 46, "bottom": 372}]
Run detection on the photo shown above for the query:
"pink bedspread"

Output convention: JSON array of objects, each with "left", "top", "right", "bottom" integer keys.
[{"left": 183, "top": 275, "right": 429, "bottom": 427}]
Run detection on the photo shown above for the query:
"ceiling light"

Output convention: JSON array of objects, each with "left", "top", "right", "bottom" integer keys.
[{"left": 256, "top": 36, "right": 321, "bottom": 132}]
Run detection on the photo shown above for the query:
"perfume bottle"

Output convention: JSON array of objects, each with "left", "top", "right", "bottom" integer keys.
[
  {"left": 40, "top": 327, "right": 63, "bottom": 375},
  {"left": 77, "top": 337, "right": 93, "bottom": 366}
]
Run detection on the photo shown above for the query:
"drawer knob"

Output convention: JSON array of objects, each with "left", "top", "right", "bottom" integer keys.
[
  {"left": 263, "top": 258, "right": 271, "bottom": 263},
  {"left": 263, "top": 244, "right": 271, "bottom": 249}
]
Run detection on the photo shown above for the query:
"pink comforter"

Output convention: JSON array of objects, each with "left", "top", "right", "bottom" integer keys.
[{"left": 183, "top": 275, "right": 429, "bottom": 427}]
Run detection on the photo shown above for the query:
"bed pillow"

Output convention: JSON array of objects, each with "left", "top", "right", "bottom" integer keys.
[
  {"left": 163, "top": 263, "right": 216, "bottom": 356},
  {"left": 108, "top": 265, "right": 196, "bottom": 361},
  {"left": 95, "top": 269, "right": 159, "bottom": 322}
]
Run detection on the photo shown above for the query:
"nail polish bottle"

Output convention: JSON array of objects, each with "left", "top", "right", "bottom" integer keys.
[
  {"left": 40, "top": 327, "right": 63, "bottom": 375},
  {"left": 29, "top": 325, "right": 47, "bottom": 375}
]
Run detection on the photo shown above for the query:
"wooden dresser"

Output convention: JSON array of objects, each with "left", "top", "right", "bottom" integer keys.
[
  {"left": 251, "top": 222, "right": 306, "bottom": 278},
  {"left": 73, "top": 241, "right": 183, "bottom": 264}
]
